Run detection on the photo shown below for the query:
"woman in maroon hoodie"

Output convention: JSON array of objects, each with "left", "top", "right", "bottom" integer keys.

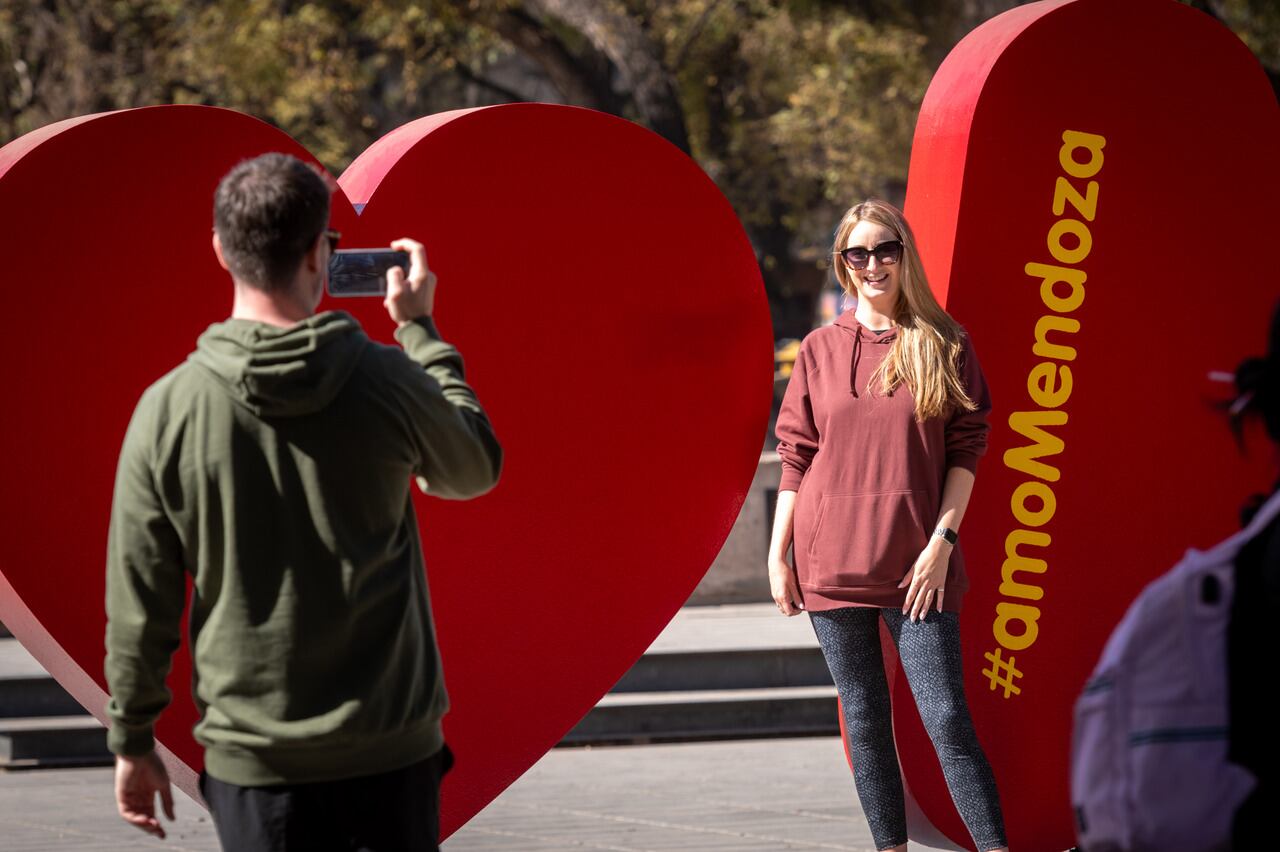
[{"left": 770, "top": 199, "right": 1007, "bottom": 852}]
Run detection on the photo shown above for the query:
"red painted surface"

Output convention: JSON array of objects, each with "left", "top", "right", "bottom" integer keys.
[
  {"left": 897, "top": 0, "right": 1280, "bottom": 848},
  {"left": 0, "top": 103, "right": 773, "bottom": 836}
]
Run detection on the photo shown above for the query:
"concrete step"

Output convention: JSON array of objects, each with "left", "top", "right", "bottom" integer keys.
[
  {"left": 0, "top": 675, "right": 85, "bottom": 719},
  {"left": 564, "top": 685, "right": 839, "bottom": 745},
  {"left": 565, "top": 604, "right": 840, "bottom": 745},
  {"left": 0, "top": 606, "right": 842, "bottom": 761},
  {"left": 0, "top": 639, "right": 85, "bottom": 718},
  {"left": 0, "top": 638, "right": 83, "bottom": 718},
  {"left": 641, "top": 603, "right": 820, "bottom": 656},
  {"left": 613, "top": 646, "right": 831, "bottom": 693},
  {"left": 0, "top": 638, "right": 110, "bottom": 769},
  {"left": 0, "top": 715, "right": 110, "bottom": 769}
]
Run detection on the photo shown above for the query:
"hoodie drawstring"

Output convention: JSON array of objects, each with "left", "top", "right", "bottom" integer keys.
[{"left": 850, "top": 326, "right": 862, "bottom": 397}]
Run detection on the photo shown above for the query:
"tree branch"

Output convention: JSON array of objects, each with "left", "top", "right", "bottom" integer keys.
[
  {"left": 673, "top": 0, "right": 727, "bottom": 71},
  {"left": 523, "top": 0, "right": 690, "bottom": 153},
  {"left": 453, "top": 60, "right": 531, "bottom": 103},
  {"left": 489, "top": 5, "right": 621, "bottom": 112}
]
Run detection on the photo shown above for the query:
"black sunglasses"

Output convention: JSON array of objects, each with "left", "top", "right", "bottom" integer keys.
[
  {"left": 836, "top": 240, "right": 903, "bottom": 271},
  {"left": 323, "top": 229, "right": 342, "bottom": 252}
]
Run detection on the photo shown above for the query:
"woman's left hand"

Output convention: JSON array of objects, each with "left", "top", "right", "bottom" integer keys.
[{"left": 899, "top": 537, "right": 951, "bottom": 621}]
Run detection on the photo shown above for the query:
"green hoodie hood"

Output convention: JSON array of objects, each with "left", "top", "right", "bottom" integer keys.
[{"left": 189, "top": 311, "right": 369, "bottom": 417}]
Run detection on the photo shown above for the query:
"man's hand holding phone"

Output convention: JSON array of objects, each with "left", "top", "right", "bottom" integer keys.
[
  {"left": 384, "top": 237, "right": 437, "bottom": 325},
  {"left": 325, "top": 236, "right": 437, "bottom": 325}
]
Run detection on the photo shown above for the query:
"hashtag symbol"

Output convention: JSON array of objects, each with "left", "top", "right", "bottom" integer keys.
[{"left": 982, "top": 648, "right": 1023, "bottom": 698}]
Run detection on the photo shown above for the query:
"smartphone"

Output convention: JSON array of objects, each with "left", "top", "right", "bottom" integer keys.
[{"left": 327, "top": 249, "right": 410, "bottom": 297}]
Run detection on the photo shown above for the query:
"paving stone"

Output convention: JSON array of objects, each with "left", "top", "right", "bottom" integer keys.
[
  {"left": 444, "top": 738, "right": 956, "bottom": 852},
  {"left": 0, "top": 738, "right": 964, "bottom": 851},
  {"left": 0, "top": 765, "right": 220, "bottom": 851},
  {"left": 644, "top": 604, "right": 819, "bottom": 653}
]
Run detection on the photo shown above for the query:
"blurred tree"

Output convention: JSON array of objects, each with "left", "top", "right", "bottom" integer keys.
[
  {"left": 0, "top": 0, "right": 1275, "bottom": 337},
  {"left": 1, "top": 0, "right": 190, "bottom": 130},
  {"left": 644, "top": 1, "right": 934, "bottom": 335},
  {"left": 0, "top": 1, "right": 511, "bottom": 171}
]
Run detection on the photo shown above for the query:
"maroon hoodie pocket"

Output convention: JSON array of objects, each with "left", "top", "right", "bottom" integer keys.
[{"left": 806, "top": 490, "right": 929, "bottom": 588}]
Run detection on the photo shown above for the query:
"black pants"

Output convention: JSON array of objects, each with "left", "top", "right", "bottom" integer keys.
[
  {"left": 809, "top": 608, "right": 1006, "bottom": 852},
  {"left": 199, "top": 744, "right": 454, "bottom": 852}
]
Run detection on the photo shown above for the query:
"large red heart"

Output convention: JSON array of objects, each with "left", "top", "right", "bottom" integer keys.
[
  {"left": 0, "top": 104, "right": 772, "bottom": 836},
  {"left": 892, "top": 0, "right": 1280, "bottom": 848}
]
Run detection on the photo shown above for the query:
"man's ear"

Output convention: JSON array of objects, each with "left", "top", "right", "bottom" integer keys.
[
  {"left": 212, "top": 231, "right": 231, "bottom": 272},
  {"left": 302, "top": 233, "right": 325, "bottom": 274}
]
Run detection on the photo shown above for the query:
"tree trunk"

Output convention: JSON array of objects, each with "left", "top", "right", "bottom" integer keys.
[
  {"left": 523, "top": 0, "right": 690, "bottom": 154},
  {"left": 488, "top": 5, "right": 624, "bottom": 114}
]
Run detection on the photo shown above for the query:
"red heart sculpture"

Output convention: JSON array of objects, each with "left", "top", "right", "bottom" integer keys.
[
  {"left": 0, "top": 104, "right": 772, "bottom": 836},
  {"left": 892, "top": 0, "right": 1280, "bottom": 848}
]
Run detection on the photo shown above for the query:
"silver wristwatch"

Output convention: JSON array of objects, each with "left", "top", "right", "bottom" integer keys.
[{"left": 933, "top": 526, "right": 958, "bottom": 545}]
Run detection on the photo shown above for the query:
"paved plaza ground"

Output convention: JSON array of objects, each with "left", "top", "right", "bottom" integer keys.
[{"left": 0, "top": 737, "right": 957, "bottom": 851}]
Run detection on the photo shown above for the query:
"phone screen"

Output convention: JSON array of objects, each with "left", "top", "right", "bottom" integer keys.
[{"left": 327, "top": 249, "right": 411, "bottom": 297}]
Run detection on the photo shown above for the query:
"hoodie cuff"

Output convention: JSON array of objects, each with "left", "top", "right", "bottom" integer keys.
[
  {"left": 393, "top": 315, "right": 442, "bottom": 346},
  {"left": 946, "top": 452, "right": 982, "bottom": 476},
  {"left": 778, "top": 466, "right": 805, "bottom": 492},
  {"left": 107, "top": 721, "right": 156, "bottom": 757}
]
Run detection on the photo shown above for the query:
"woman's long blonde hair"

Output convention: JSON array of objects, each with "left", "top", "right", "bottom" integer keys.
[{"left": 832, "top": 199, "right": 977, "bottom": 421}]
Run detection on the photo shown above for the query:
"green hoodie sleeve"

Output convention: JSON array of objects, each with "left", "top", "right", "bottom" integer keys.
[
  {"left": 393, "top": 316, "right": 503, "bottom": 499},
  {"left": 103, "top": 394, "right": 186, "bottom": 756}
]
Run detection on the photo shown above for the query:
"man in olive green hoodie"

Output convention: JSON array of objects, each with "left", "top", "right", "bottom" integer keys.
[{"left": 104, "top": 152, "right": 501, "bottom": 851}]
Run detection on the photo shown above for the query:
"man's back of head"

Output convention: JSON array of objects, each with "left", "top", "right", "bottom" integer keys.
[{"left": 213, "top": 153, "right": 330, "bottom": 294}]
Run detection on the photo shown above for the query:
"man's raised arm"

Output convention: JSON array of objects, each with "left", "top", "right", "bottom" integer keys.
[{"left": 384, "top": 237, "right": 502, "bottom": 500}]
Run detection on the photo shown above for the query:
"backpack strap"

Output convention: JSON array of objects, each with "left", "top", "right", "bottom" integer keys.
[{"left": 1181, "top": 488, "right": 1280, "bottom": 571}]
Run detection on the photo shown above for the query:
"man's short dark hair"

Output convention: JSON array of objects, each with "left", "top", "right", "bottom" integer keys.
[{"left": 213, "top": 153, "right": 331, "bottom": 291}]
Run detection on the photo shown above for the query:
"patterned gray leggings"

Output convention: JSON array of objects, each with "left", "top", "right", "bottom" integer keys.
[{"left": 809, "top": 607, "right": 1007, "bottom": 852}]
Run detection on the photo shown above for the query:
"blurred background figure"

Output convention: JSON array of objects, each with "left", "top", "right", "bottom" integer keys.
[
  {"left": 1071, "top": 301, "right": 1280, "bottom": 852},
  {"left": 1224, "top": 300, "right": 1280, "bottom": 846}
]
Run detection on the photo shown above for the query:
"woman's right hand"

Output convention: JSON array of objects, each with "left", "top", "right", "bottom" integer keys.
[{"left": 769, "top": 555, "right": 805, "bottom": 616}]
